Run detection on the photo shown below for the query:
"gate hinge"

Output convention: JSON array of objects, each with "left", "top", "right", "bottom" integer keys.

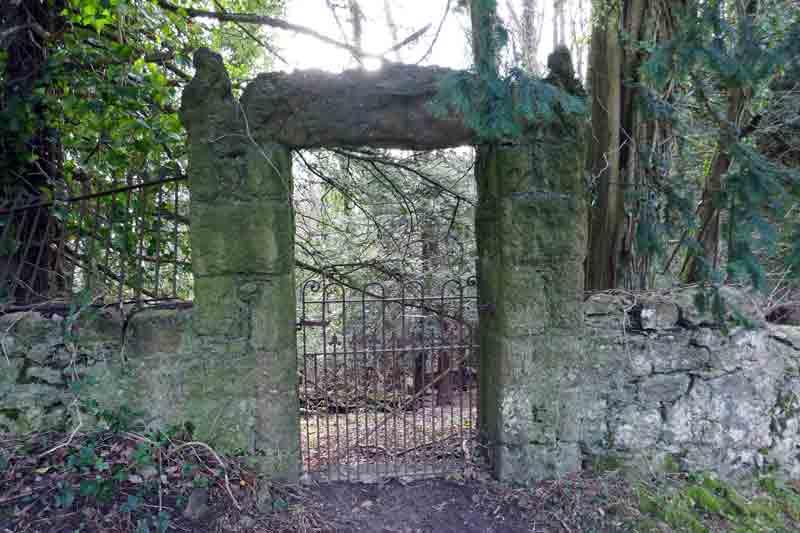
[{"left": 477, "top": 303, "right": 496, "bottom": 314}]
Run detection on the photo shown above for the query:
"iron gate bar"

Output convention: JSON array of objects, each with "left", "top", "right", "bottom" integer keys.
[
  {"left": 0, "top": 174, "right": 188, "bottom": 215},
  {"left": 302, "top": 344, "right": 477, "bottom": 356},
  {"left": 298, "top": 275, "right": 479, "bottom": 481},
  {"left": 0, "top": 173, "right": 190, "bottom": 309},
  {"left": 302, "top": 295, "right": 471, "bottom": 304}
]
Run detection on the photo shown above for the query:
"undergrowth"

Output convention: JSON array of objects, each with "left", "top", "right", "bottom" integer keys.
[
  {"left": 0, "top": 414, "right": 289, "bottom": 533},
  {"left": 4, "top": 408, "right": 800, "bottom": 532},
  {"left": 635, "top": 473, "right": 800, "bottom": 532},
  {"left": 0, "top": 300, "right": 303, "bottom": 533}
]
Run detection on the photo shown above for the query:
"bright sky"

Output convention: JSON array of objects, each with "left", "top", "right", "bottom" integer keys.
[{"left": 276, "top": 0, "right": 564, "bottom": 73}]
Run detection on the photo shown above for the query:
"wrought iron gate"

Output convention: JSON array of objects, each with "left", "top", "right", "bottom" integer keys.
[{"left": 297, "top": 276, "right": 479, "bottom": 481}]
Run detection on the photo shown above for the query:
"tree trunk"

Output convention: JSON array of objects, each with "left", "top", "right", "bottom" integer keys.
[
  {"left": 1, "top": 0, "right": 66, "bottom": 303},
  {"left": 585, "top": 0, "right": 624, "bottom": 289},
  {"left": 506, "top": 0, "right": 543, "bottom": 74},
  {"left": 681, "top": 88, "right": 743, "bottom": 283},
  {"left": 585, "top": 0, "right": 678, "bottom": 290},
  {"left": 414, "top": 216, "right": 437, "bottom": 397},
  {"left": 681, "top": 0, "right": 755, "bottom": 283}
]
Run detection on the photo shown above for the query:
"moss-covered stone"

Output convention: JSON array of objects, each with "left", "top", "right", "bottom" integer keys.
[
  {"left": 476, "top": 67, "right": 587, "bottom": 483},
  {"left": 180, "top": 48, "right": 299, "bottom": 480},
  {"left": 125, "top": 308, "right": 191, "bottom": 357},
  {"left": 588, "top": 454, "right": 627, "bottom": 473},
  {"left": 191, "top": 200, "right": 294, "bottom": 277}
]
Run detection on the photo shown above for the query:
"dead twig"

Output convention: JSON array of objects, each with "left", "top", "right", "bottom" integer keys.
[
  {"left": 38, "top": 398, "right": 83, "bottom": 458},
  {"left": 167, "top": 441, "right": 242, "bottom": 511}
]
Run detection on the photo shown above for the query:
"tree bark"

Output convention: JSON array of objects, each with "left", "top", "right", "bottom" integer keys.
[
  {"left": 507, "top": 0, "right": 543, "bottom": 74},
  {"left": 585, "top": 1, "right": 624, "bottom": 290},
  {"left": 681, "top": 0, "right": 756, "bottom": 283},
  {"left": 585, "top": 0, "right": 679, "bottom": 289},
  {"left": 1, "top": 0, "right": 66, "bottom": 303},
  {"left": 681, "top": 87, "right": 744, "bottom": 283}
]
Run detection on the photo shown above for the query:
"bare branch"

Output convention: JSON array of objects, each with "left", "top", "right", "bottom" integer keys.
[
  {"left": 383, "top": 0, "right": 403, "bottom": 61},
  {"left": 331, "top": 148, "right": 476, "bottom": 206},
  {"left": 416, "top": 0, "right": 452, "bottom": 64},
  {"left": 381, "top": 24, "right": 432, "bottom": 57},
  {"left": 212, "top": 0, "right": 289, "bottom": 66},
  {"left": 157, "top": 0, "right": 380, "bottom": 59}
]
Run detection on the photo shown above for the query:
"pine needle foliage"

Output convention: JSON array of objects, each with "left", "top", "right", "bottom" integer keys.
[
  {"left": 428, "top": 0, "right": 586, "bottom": 143},
  {"left": 640, "top": 0, "right": 800, "bottom": 295}
]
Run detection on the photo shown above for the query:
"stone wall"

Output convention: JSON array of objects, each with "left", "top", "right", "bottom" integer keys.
[
  {"left": 0, "top": 309, "right": 190, "bottom": 434},
  {"left": 2, "top": 288, "right": 800, "bottom": 483},
  {"left": 579, "top": 287, "right": 800, "bottom": 480}
]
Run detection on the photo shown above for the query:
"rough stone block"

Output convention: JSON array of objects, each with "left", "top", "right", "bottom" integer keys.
[
  {"left": 501, "top": 265, "right": 583, "bottom": 334},
  {"left": 240, "top": 275, "right": 296, "bottom": 352},
  {"left": 495, "top": 440, "right": 581, "bottom": 484},
  {"left": 189, "top": 143, "right": 291, "bottom": 203},
  {"left": 126, "top": 308, "right": 191, "bottom": 357},
  {"left": 191, "top": 200, "right": 294, "bottom": 277},
  {"left": 637, "top": 299, "right": 681, "bottom": 330},
  {"left": 192, "top": 276, "right": 249, "bottom": 338},
  {"left": 500, "top": 197, "right": 584, "bottom": 264},
  {"left": 638, "top": 374, "right": 691, "bottom": 404},
  {"left": 253, "top": 347, "right": 300, "bottom": 479}
]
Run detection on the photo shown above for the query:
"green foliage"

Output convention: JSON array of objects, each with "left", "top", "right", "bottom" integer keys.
[
  {"left": 13, "top": 402, "right": 192, "bottom": 531},
  {"left": 428, "top": 60, "right": 586, "bottom": 144},
  {"left": 636, "top": 474, "right": 800, "bottom": 532},
  {"left": 1, "top": 0, "right": 283, "bottom": 303},
  {"left": 637, "top": 0, "right": 800, "bottom": 292},
  {"left": 429, "top": 0, "right": 585, "bottom": 143}
]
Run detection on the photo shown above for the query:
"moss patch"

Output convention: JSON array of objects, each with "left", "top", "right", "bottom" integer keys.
[
  {"left": 635, "top": 474, "right": 800, "bottom": 532},
  {"left": 0, "top": 408, "right": 21, "bottom": 421},
  {"left": 587, "top": 454, "right": 626, "bottom": 473}
]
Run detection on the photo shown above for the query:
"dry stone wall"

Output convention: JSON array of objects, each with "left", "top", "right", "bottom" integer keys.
[
  {"left": 0, "top": 309, "right": 190, "bottom": 434},
  {"left": 2, "top": 288, "right": 799, "bottom": 483},
  {"left": 580, "top": 287, "right": 800, "bottom": 480}
]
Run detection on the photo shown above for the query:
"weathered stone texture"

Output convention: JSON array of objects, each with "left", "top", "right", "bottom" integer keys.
[
  {"left": 2, "top": 290, "right": 800, "bottom": 484},
  {"left": 0, "top": 307, "right": 295, "bottom": 479},
  {"left": 582, "top": 288, "right": 800, "bottom": 481},
  {"left": 239, "top": 63, "right": 474, "bottom": 149},
  {"left": 476, "top": 110, "right": 588, "bottom": 483},
  {"left": 0, "top": 309, "right": 190, "bottom": 434},
  {"left": 180, "top": 48, "right": 299, "bottom": 480}
]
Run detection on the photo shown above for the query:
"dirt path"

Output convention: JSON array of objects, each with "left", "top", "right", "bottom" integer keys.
[
  {"left": 262, "top": 474, "right": 634, "bottom": 533},
  {"left": 312, "top": 479, "right": 531, "bottom": 532}
]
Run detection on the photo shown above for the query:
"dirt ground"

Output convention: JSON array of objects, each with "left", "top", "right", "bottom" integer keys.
[
  {"left": 10, "top": 429, "right": 799, "bottom": 533},
  {"left": 0, "top": 429, "right": 639, "bottom": 532},
  {"left": 285, "top": 476, "right": 628, "bottom": 533},
  {"left": 1, "top": 472, "right": 635, "bottom": 533}
]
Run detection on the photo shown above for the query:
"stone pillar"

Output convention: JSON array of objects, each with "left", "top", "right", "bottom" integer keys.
[
  {"left": 476, "top": 113, "right": 587, "bottom": 483},
  {"left": 180, "top": 49, "right": 299, "bottom": 479}
]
